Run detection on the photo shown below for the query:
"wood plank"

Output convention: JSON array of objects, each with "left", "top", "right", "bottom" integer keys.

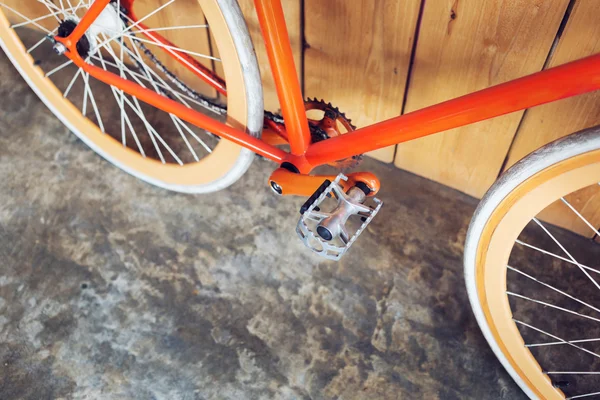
[
  {"left": 394, "top": 0, "right": 569, "bottom": 197},
  {"left": 503, "top": 0, "right": 600, "bottom": 237},
  {"left": 3, "top": 0, "right": 60, "bottom": 32},
  {"left": 304, "top": 0, "right": 421, "bottom": 163},
  {"left": 238, "top": 0, "right": 301, "bottom": 112}
]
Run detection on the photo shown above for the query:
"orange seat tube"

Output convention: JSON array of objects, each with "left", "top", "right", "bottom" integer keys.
[{"left": 254, "top": 0, "right": 311, "bottom": 156}]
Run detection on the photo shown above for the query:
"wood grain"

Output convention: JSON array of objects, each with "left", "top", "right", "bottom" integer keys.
[
  {"left": 238, "top": 0, "right": 301, "bottom": 113},
  {"left": 503, "top": 0, "right": 600, "bottom": 237},
  {"left": 303, "top": 0, "right": 421, "bottom": 163},
  {"left": 394, "top": 0, "right": 569, "bottom": 197}
]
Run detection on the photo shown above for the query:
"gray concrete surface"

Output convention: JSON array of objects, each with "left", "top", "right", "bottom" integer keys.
[{"left": 0, "top": 48, "right": 539, "bottom": 399}]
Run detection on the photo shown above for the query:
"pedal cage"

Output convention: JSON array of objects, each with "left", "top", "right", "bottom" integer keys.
[{"left": 296, "top": 174, "right": 383, "bottom": 260}]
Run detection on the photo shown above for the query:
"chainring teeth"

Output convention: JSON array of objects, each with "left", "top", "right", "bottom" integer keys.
[{"left": 303, "top": 98, "right": 362, "bottom": 169}]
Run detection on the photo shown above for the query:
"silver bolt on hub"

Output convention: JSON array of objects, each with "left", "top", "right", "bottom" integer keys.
[{"left": 53, "top": 42, "right": 67, "bottom": 55}]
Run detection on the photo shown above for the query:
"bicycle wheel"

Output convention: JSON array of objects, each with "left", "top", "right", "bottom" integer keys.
[
  {"left": 0, "top": 0, "right": 263, "bottom": 193},
  {"left": 465, "top": 126, "right": 600, "bottom": 399}
]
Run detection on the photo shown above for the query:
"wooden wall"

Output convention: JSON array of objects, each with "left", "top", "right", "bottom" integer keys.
[{"left": 240, "top": 0, "right": 600, "bottom": 237}]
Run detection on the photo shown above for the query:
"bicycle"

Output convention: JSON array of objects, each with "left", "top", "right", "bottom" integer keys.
[{"left": 1, "top": 0, "right": 600, "bottom": 398}]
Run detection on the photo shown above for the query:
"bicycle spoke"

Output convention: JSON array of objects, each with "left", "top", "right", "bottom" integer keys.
[
  {"left": 508, "top": 292, "right": 600, "bottom": 323},
  {"left": 125, "top": 34, "right": 220, "bottom": 61},
  {"left": 121, "top": 38, "right": 217, "bottom": 158},
  {"left": 36, "top": 0, "right": 60, "bottom": 12},
  {"left": 44, "top": 59, "right": 74, "bottom": 78},
  {"left": 173, "top": 117, "right": 212, "bottom": 154},
  {"left": 561, "top": 197, "right": 600, "bottom": 237},
  {"left": 515, "top": 239, "right": 600, "bottom": 275},
  {"left": 81, "top": 71, "right": 105, "bottom": 133},
  {"left": 547, "top": 372, "right": 600, "bottom": 375},
  {"left": 63, "top": 68, "right": 82, "bottom": 98},
  {"left": 99, "top": 38, "right": 185, "bottom": 158},
  {"left": 10, "top": 6, "right": 82, "bottom": 29},
  {"left": 133, "top": 24, "right": 208, "bottom": 33},
  {"left": 514, "top": 319, "right": 600, "bottom": 360},
  {"left": 171, "top": 115, "right": 199, "bottom": 162},
  {"left": 97, "top": 39, "right": 186, "bottom": 163},
  {"left": 533, "top": 218, "right": 600, "bottom": 291},
  {"left": 0, "top": 3, "right": 54, "bottom": 33},
  {"left": 527, "top": 338, "right": 600, "bottom": 348},
  {"left": 130, "top": 96, "right": 165, "bottom": 163},
  {"left": 568, "top": 392, "right": 600, "bottom": 400},
  {"left": 91, "top": 0, "right": 176, "bottom": 53},
  {"left": 508, "top": 265, "right": 600, "bottom": 314},
  {"left": 92, "top": 55, "right": 146, "bottom": 156},
  {"left": 88, "top": 53, "right": 209, "bottom": 109},
  {"left": 27, "top": 28, "right": 57, "bottom": 53}
]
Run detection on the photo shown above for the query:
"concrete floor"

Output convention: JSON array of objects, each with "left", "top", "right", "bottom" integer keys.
[{"left": 0, "top": 49, "right": 533, "bottom": 399}]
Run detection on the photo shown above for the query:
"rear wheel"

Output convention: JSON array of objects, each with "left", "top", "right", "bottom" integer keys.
[
  {"left": 465, "top": 127, "right": 600, "bottom": 399},
  {"left": 0, "top": 0, "right": 263, "bottom": 193}
]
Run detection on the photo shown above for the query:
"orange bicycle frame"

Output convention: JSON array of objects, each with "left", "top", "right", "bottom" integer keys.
[{"left": 56, "top": 0, "right": 600, "bottom": 192}]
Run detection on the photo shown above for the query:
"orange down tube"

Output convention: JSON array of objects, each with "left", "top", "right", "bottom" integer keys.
[{"left": 253, "top": 0, "right": 311, "bottom": 156}]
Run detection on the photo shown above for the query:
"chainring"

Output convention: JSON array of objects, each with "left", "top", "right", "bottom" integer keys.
[{"left": 305, "top": 98, "right": 363, "bottom": 170}]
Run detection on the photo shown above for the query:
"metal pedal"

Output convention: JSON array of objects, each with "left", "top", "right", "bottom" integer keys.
[{"left": 296, "top": 174, "right": 383, "bottom": 260}]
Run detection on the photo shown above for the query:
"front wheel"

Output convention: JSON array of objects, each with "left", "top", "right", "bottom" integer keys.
[
  {"left": 0, "top": 0, "right": 263, "bottom": 193},
  {"left": 465, "top": 126, "right": 600, "bottom": 399}
]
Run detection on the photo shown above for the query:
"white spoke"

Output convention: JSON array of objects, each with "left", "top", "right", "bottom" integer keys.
[
  {"left": 527, "top": 337, "right": 600, "bottom": 348},
  {"left": 44, "top": 59, "right": 74, "bottom": 77},
  {"left": 507, "top": 292, "right": 600, "bottom": 324},
  {"left": 88, "top": 54, "right": 209, "bottom": 110},
  {"left": 514, "top": 319, "right": 600, "bottom": 360},
  {"left": 81, "top": 71, "right": 105, "bottom": 133},
  {"left": 97, "top": 41, "right": 181, "bottom": 164},
  {"left": 125, "top": 34, "right": 220, "bottom": 61},
  {"left": 173, "top": 117, "right": 211, "bottom": 154},
  {"left": 58, "top": 0, "right": 66, "bottom": 17},
  {"left": 568, "top": 392, "right": 600, "bottom": 399},
  {"left": 133, "top": 24, "right": 208, "bottom": 33},
  {"left": 82, "top": 70, "right": 88, "bottom": 115},
  {"left": 129, "top": 96, "right": 165, "bottom": 163},
  {"left": 115, "top": 12, "right": 222, "bottom": 87},
  {"left": 27, "top": 28, "right": 57, "bottom": 53},
  {"left": 533, "top": 218, "right": 600, "bottom": 291},
  {"left": 36, "top": 0, "right": 60, "bottom": 12},
  {"left": 107, "top": 34, "right": 189, "bottom": 106},
  {"left": 561, "top": 197, "right": 600, "bottom": 237},
  {"left": 515, "top": 239, "right": 600, "bottom": 275},
  {"left": 10, "top": 6, "right": 82, "bottom": 29},
  {"left": 91, "top": 0, "right": 176, "bottom": 52},
  {"left": 508, "top": 265, "right": 600, "bottom": 314},
  {"left": 63, "top": 68, "right": 82, "bottom": 98},
  {"left": 171, "top": 115, "right": 199, "bottom": 162},
  {"left": 120, "top": 38, "right": 216, "bottom": 158},
  {"left": 0, "top": 3, "right": 54, "bottom": 33},
  {"left": 92, "top": 55, "right": 146, "bottom": 157},
  {"left": 40, "top": 0, "right": 62, "bottom": 20},
  {"left": 547, "top": 372, "right": 600, "bottom": 375}
]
